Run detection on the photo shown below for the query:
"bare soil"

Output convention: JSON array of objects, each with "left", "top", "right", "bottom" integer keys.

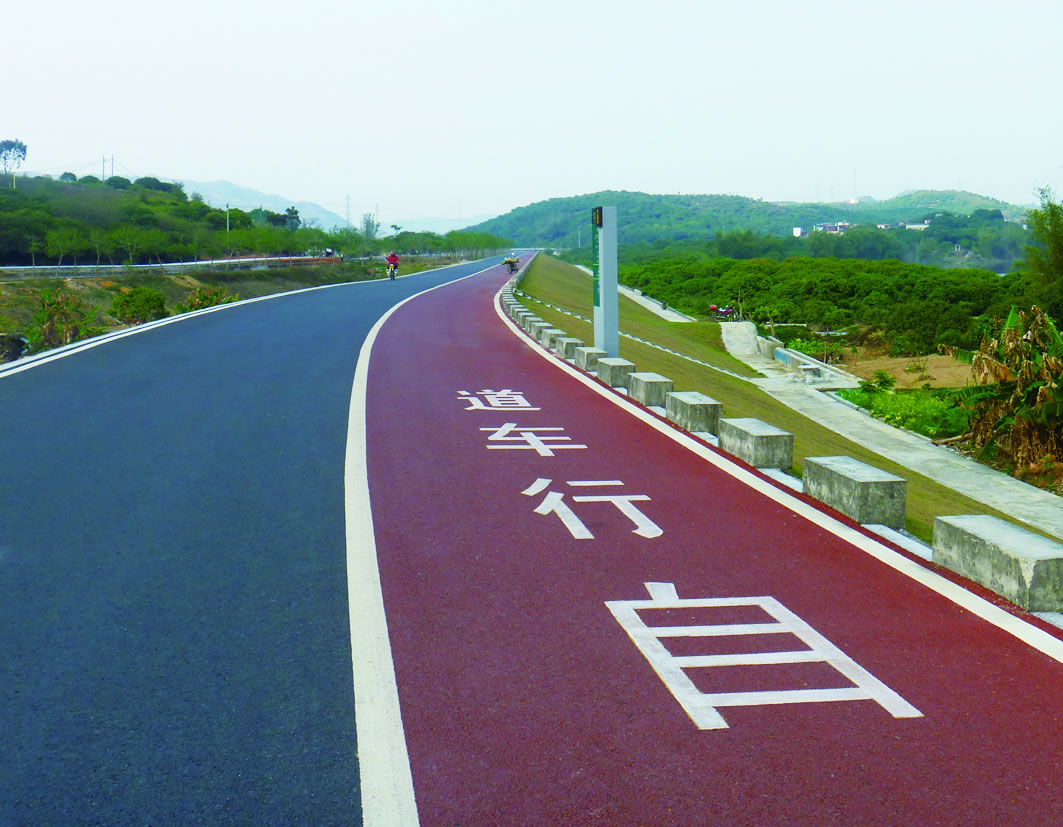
[{"left": 841, "top": 353, "right": 973, "bottom": 389}]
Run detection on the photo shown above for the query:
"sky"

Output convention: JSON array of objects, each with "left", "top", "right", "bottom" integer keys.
[{"left": 8, "top": 0, "right": 1063, "bottom": 227}]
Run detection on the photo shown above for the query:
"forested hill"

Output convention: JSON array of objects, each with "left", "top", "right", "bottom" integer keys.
[{"left": 465, "top": 189, "right": 1028, "bottom": 247}]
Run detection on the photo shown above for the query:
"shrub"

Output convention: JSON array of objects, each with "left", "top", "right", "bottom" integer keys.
[
  {"left": 871, "top": 369, "right": 896, "bottom": 391},
  {"left": 111, "top": 287, "right": 168, "bottom": 324},
  {"left": 174, "top": 285, "right": 239, "bottom": 314},
  {"left": 838, "top": 387, "right": 969, "bottom": 439},
  {"left": 786, "top": 337, "right": 844, "bottom": 364}
]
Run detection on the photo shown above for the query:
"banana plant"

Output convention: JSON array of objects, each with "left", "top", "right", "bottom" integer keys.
[{"left": 941, "top": 306, "right": 1063, "bottom": 471}]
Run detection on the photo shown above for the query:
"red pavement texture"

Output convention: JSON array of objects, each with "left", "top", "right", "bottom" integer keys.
[{"left": 366, "top": 265, "right": 1063, "bottom": 825}]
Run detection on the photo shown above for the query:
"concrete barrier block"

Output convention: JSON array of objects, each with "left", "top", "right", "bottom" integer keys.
[
  {"left": 597, "top": 357, "right": 636, "bottom": 388},
  {"left": 575, "top": 347, "right": 607, "bottom": 372},
  {"left": 803, "top": 456, "right": 906, "bottom": 529},
  {"left": 718, "top": 418, "right": 793, "bottom": 470},
  {"left": 665, "top": 391, "right": 722, "bottom": 435},
  {"left": 540, "top": 328, "right": 566, "bottom": 348},
  {"left": 934, "top": 515, "right": 1063, "bottom": 611},
  {"left": 627, "top": 372, "right": 674, "bottom": 406},
  {"left": 555, "top": 337, "right": 584, "bottom": 359},
  {"left": 527, "top": 320, "right": 550, "bottom": 338}
]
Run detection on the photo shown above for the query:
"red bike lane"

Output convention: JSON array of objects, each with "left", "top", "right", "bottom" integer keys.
[{"left": 364, "top": 264, "right": 1063, "bottom": 825}]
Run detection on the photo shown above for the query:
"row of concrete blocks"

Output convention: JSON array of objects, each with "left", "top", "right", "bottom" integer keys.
[{"left": 499, "top": 293, "right": 1063, "bottom": 612}]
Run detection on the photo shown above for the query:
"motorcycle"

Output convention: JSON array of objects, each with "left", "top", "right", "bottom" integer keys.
[
  {"left": 387, "top": 262, "right": 398, "bottom": 280},
  {"left": 709, "top": 304, "right": 736, "bottom": 322}
]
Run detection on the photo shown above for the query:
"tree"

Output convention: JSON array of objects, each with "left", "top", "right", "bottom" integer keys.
[
  {"left": 59, "top": 172, "right": 77, "bottom": 183},
  {"left": 110, "top": 225, "right": 146, "bottom": 264},
  {"left": 27, "top": 234, "right": 43, "bottom": 268},
  {"left": 87, "top": 227, "right": 112, "bottom": 269},
  {"left": 45, "top": 227, "right": 88, "bottom": 273},
  {"left": 361, "top": 212, "right": 379, "bottom": 241},
  {"left": 1022, "top": 187, "right": 1063, "bottom": 323},
  {"left": 0, "top": 139, "right": 27, "bottom": 189}
]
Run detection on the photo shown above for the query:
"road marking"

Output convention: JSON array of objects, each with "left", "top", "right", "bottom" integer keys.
[
  {"left": 493, "top": 289, "right": 1063, "bottom": 665},
  {"left": 607, "top": 582, "right": 922, "bottom": 730},
  {"left": 345, "top": 263, "right": 501, "bottom": 827}
]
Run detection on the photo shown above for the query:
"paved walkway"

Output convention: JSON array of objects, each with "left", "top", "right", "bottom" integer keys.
[{"left": 718, "top": 322, "right": 1063, "bottom": 541}]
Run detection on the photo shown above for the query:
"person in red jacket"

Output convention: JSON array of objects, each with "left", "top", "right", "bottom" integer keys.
[{"left": 386, "top": 250, "right": 399, "bottom": 279}]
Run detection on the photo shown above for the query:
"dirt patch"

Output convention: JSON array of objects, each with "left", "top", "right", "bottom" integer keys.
[{"left": 841, "top": 353, "right": 974, "bottom": 389}]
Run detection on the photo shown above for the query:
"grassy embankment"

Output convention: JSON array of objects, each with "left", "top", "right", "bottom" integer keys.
[
  {"left": 517, "top": 255, "right": 1032, "bottom": 543},
  {"left": 0, "top": 258, "right": 452, "bottom": 337}
]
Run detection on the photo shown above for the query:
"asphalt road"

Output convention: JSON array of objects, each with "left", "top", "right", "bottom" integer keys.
[{"left": 0, "top": 258, "right": 500, "bottom": 824}]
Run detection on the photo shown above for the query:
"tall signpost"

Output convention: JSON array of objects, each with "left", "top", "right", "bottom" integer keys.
[{"left": 592, "top": 205, "right": 619, "bottom": 357}]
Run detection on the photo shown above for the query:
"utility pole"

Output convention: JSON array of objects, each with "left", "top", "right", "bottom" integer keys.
[
  {"left": 346, "top": 195, "right": 351, "bottom": 228},
  {"left": 102, "top": 156, "right": 106, "bottom": 181}
]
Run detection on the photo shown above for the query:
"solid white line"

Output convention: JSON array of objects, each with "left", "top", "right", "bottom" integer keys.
[
  {"left": 345, "top": 262, "right": 499, "bottom": 827},
  {"left": 494, "top": 290, "right": 1063, "bottom": 665}
]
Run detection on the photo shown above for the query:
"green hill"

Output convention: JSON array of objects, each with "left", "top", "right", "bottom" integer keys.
[{"left": 465, "top": 189, "right": 1030, "bottom": 247}]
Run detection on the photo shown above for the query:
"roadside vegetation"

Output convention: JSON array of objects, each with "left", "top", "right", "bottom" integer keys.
[
  {"left": 517, "top": 254, "right": 1061, "bottom": 541},
  {"left": 0, "top": 256, "right": 455, "bottom": 358},
  {"left": 0, "top": 149, "right": 513, "bottom": 358},
  {"left": 0, "top": 162, "right": 511, "bottom": 268}
]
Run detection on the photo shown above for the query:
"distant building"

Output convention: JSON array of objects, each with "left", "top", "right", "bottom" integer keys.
[
  {"left": 812, "top": 222, "right": 851, "bottom": 234},
  {"left": 793, "top": 227, "right": 805, "bottom": 238},
  {"left": 903, "top": 220, "right": 931, "bottom": 231}
]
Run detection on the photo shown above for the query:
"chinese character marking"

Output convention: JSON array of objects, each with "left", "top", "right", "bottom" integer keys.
[
  {"left": 481, "top": 423, "right": 587, "bottom": 457},
  {"left": 458, "top": 389, "right": 540, "bottom": 411},
  {"left": 521, "top": 478, "right": 662, "bottom": 540}
]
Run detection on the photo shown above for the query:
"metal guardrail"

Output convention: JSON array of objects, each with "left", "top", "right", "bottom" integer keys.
[{"left": 0, "top": 256, "right": 325, "bottom": 280}]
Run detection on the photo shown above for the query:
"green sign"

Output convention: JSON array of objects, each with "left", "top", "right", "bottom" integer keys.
[{"left": 592, "top": 207, "right": 601, "bottom": 306}]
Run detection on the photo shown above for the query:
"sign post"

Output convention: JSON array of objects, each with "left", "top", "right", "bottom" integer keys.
[{"left": 592, "top": 205, "right": 618, "bottom": 357}]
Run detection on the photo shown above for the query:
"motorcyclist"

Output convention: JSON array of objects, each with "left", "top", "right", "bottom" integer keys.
[{"left": 386, "top": 250, "right": 399, "bottom": 278}]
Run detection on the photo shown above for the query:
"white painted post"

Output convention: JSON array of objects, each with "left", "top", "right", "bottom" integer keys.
[{"left": 592, "top": 206, "right": 619, "bottom": 357}]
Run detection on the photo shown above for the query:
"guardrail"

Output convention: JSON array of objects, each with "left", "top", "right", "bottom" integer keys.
[{"left": 0, "top": 256, "right": 329, "bottom": 280}]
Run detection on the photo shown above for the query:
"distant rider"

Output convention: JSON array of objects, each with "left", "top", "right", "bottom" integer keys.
[{"left": 386, "top": 250, "right": 399, "bottom": 278}]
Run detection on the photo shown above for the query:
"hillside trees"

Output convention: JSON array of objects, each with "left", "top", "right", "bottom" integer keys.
[
  {"left": 620, "top": 255, "right": 1016, "bottom": 353},
  {"left": 0, "top": 174, "right": 513, "bottom": 267},
  {"left": 1022, "top": 188, "right": 1063, "bottom": 322}
]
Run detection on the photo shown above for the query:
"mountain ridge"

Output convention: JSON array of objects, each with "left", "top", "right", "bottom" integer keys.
[{"left": 462, "top": 189, "right": 1032, "bottom": 247}]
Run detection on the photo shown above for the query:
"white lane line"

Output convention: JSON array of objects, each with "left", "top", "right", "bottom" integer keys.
[
  {"left": 493, "top": 290, "right": 1063, "bottom": 666},
  {"left": 345, "top": 262, "right": 501, "bottom": 827}
]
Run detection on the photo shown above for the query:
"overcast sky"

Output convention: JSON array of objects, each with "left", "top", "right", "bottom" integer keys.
[{"left": 9, "top": 0, "right": 1062, "bottom": 226}]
